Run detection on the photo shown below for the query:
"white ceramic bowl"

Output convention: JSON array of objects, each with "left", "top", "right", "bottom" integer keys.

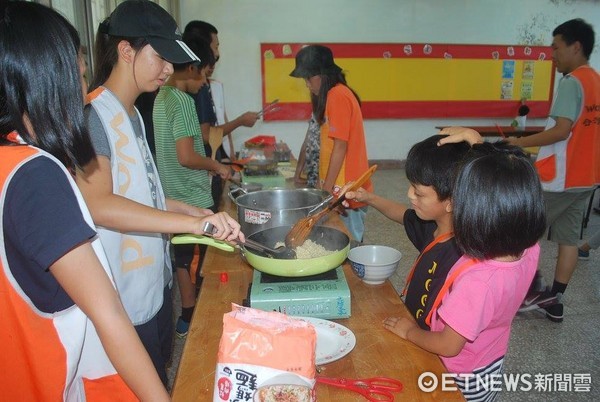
[{"left": 348, "top": 245, "right": 402, "bottom": 285}]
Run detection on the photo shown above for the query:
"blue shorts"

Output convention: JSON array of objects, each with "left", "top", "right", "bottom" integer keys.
[{"left": 340, "top": 206, "right": 368, "bottom": 242}]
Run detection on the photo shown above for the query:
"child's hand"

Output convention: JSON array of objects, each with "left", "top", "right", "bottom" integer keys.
[
  {"left": 332, "top": 184, "right": 350, "bottom": 209},
  {"left": 215, "top": 163, "right": 233, "bottom": 180},
  {"left": 198, "top": 212, "right": 245, "bottom": 243},
  {"left": 196, "top": 208, "right": 214, "bottom": 217},
  {"left": 438, "top": 127, "right": 483, "bottom": 146},
  {"left": 383, "top": 316, "right": 418, "bottom": 339},
  {"left": 186, "top": 207, "right": 214, "bottom": 217},
  {"left": 344, "top": 187, "right": 369, "bottom": 203},
  {"left": 239, "top": 111, "right": 259, "bottom": 127}
]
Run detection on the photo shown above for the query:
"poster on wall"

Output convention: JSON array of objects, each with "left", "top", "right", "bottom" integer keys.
[{"left": 260, "top": 43, "right": 555, "bottom": 120}]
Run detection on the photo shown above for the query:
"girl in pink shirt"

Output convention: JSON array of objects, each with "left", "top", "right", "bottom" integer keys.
[{"left": 385, "top": 142, "right": 546, "bottom": 401}]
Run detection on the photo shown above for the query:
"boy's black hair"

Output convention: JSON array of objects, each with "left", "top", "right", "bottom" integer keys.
[
  {"left": 173, "top": 38, "right": 215, "bottom": 72},
  {"left": 183, "top": 20, "right": 218, "bottom": 44},
  {"left": 0, "top": 1, "right": 95, "bottom": 169},
  {"left": 553, "top": 18, "right": 595, "bottom": 60},
  {"left": 405, "top": 134, "right": 471, "bottom": 201},
  {"left": 453, "top": 142, "right": 546, "bottom": 260}
]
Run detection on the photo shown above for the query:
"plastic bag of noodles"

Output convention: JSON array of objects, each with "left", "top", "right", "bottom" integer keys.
[{"left": 214, "top": 304, "right": 316, "bottom": 402}]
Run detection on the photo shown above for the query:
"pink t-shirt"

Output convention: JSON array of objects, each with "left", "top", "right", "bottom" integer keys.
[{"left": 431, "top": 244, "right": 540, "bottom": 373}]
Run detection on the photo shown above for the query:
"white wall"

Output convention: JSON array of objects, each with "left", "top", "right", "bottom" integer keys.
[{"left": 179, "top": 0, "right": 600, "bottom": 160}]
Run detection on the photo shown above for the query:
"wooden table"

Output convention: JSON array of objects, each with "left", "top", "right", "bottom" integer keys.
[
  {"left": 436, "top": 125, "right": 545, "bottom": 137},
  {"left": 171, "top": 186, "right": 464, "bottom": 402}
]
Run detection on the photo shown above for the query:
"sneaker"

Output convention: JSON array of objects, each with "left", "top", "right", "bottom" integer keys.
[
  {"left": 578, "top": 248, "right": 590, "bottom": 261},
  {"left": 544, "top": 293, "right": 564, "bottom": 323},
  {"left": 175, "top": 316, "right": 190, "bottom": 339},
  {"left": 518, "top": 287, "right": 557, "bottom": 313}
]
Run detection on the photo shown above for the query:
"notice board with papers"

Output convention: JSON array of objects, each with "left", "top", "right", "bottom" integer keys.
[{"left": 260, "top": 43, "right": 555, "bottom": 121}]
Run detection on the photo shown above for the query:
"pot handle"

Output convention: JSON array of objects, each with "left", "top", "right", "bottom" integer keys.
[
  {"left": 307, "top": 194, "right": 334, "bottom": 216},
  {"left": 171, "top": 234, "right": 236, "bottom": 252},
  {"left": 228, "top": 185, "right": 247, "bottom": 203}
]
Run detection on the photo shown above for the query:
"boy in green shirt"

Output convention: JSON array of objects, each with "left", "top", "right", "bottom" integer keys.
[{"left": 154, "top": 39, "right": 231, "bottom": 337}]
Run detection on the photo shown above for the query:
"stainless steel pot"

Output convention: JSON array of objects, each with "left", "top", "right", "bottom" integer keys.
[{"left": 228, "top": 188, "right": 331, "bottom": 236}]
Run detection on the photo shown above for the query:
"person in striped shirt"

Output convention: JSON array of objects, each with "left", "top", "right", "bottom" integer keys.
[{"left": 153, "top": 38, "right": 232, "bottom": 338}]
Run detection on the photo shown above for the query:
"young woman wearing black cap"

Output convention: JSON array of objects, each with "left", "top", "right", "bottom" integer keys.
[
  {"left": 76, "top": 0, "right": 244, "bottom": 385},
  {"left": 290, "top": 45, "right": 372, "bottom": 242},
  {"left": 0, "top": 2, "right": 169, "bottom": 400}
]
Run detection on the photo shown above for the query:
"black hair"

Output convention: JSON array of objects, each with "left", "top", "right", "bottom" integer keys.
[
  {"left": 405, "top": 135, "right": 471, "bottom": 201},
  {"left": 89, "top": 18, "right": 148, "bottom": 92},
  {"left": 183, "top": 20, "right": 218, "bottom": 44},
  {"left": 312, "top": 72, "right": 360, "bottom": 125},
  {"left": 173, "top": 37, "right": 215, "bottom": 72},
  {"left": 452, "top": 142, "right": 546, "bottom": 260},
  {"left": 0, "top": 1, "right": 95, "bottom": 169},
  {"left": 553, "top": 18, "right": 595, "bottom": 60}
]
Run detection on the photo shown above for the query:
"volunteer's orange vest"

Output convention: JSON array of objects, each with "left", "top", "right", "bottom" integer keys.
[
  {"left": 535, "top": 65, "right": 600, "bottom": 191},
  {"left": 0, "top": 144, "right": 136, "bottom": 401}
]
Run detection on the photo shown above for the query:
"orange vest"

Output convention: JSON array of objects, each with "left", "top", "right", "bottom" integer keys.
[
  {"left": 0, "top": 144, "right": 136, "bottom": 401},
  {"left": 535, "top": 65, "right": 600, "bottom": 191}
]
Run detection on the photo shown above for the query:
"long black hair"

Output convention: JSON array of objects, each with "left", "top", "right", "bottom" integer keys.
[
  {"left": 0, "top": 2, "right": 95, "bottom": 169},
  {"left": 312, "top": 72, "right": 361, "bottom": 125}
]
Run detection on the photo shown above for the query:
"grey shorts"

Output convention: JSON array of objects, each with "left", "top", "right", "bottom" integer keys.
[{"left": 545, "top": 189, "right": 594, "bottom": 245}]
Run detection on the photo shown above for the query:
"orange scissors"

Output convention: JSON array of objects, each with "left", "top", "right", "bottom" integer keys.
[{"left": 316, "top": 377, "right": 403, "bottom": 401}]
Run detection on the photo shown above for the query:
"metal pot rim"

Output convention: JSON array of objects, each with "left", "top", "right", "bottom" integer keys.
[{"left": 232, "top": 188, "right": 330, "bottom": 212}]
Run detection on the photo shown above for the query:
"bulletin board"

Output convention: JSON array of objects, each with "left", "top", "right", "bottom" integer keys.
[{"left": 260, "top": 43, "right": 555, "bottom": 121}]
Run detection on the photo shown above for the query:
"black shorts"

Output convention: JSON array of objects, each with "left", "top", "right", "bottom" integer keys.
[
  {"left": 173, "top": 243, "right": 196, "bottom": 270},
  {"left": 173, "top": 243, "right": 208, "bottom": 274}
]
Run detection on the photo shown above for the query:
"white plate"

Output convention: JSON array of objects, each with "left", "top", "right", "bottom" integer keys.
[{"left": 297, "top": 317, "right": 356, "bottom": 365}]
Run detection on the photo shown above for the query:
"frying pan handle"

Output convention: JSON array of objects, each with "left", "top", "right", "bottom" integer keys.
[
  {"left": 242, "top": 238, "right": 275, "bottom": 254},
  {"left": 170, "top": 234, "right": 235, "bottom": 252}
]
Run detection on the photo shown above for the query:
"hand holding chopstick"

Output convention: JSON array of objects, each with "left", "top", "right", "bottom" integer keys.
[{"left": 285, "top": 165, "right": 377, "bottom": 248}]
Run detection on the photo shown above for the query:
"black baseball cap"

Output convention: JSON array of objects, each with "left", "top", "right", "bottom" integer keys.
[
  {"left": 104, "top": 0, "right": 199, "bottom": 64},
  {"left": 289, "top": 45, "right": 342, "bottom": 78}
]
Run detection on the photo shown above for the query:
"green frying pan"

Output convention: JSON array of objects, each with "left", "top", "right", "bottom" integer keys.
[
  {"left": 243, "top": 225, "right": 349, "bottom": 277},
  {"left": 171, "top": 225, "right": 349, "bottom": 277}
]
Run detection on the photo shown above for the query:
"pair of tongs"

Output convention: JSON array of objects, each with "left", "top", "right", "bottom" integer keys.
[
  {"left": 285, "top": 165, "right": 378, "bottom": 248},
  {"left": 172, "top": 222, "right": 295, "bottom": 259},
  {"left": 256, "top": 99, "right": 280, "bottom": 118}
]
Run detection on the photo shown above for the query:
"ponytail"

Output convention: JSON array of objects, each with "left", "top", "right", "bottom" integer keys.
[{"left": 89, "top": 18, "right": 148, "bottom": 92}]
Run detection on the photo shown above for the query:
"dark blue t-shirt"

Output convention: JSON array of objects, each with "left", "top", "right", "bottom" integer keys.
[
  {"left": 192, "top": 84, "right": 228, "bottom": 161},
  {"left": 3, "top": 155, "right": 96, "bottom": 313},
  {"left": 193, "top": 85, "right": 217, "bottom": 125}
]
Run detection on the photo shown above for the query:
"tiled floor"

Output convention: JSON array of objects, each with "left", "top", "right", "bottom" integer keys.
[{"left": 168, "top": 169, "right": 600, "bottom": 401}]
